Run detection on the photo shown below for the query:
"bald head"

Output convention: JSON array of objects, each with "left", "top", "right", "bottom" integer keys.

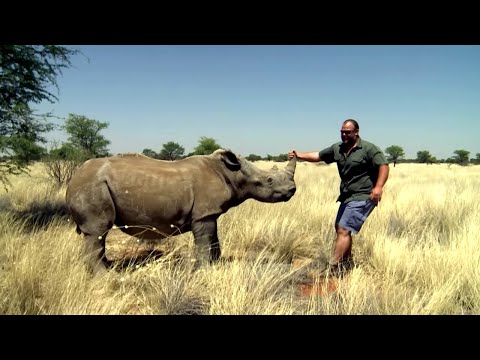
[{"left": 343, "top": 119, "right": 359, "bottom": 130}]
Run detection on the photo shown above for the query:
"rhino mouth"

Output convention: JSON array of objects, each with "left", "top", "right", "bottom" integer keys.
[
  {"left": 283, "top": 192, "right": 296, "bottom": 201},
  {"left": 273, "top": 187, "right": 296, "bottom": 202}
]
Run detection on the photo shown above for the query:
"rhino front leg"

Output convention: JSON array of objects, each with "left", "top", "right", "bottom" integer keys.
[{"left": 192, "top": 217, "right": 221, "bottom": 268}]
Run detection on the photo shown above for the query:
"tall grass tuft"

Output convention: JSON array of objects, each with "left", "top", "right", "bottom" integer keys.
[{"left": 1, "top": 162, "right": 479, "bottom": 314}]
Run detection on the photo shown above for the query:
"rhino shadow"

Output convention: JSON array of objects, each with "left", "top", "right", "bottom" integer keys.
[{"left": 9, "top": 200, "right": 71, "bottom": 232}]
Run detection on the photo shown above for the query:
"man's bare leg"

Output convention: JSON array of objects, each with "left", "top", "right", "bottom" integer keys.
[
  {"left": 321, "top": 225, "right": 355, "bottom": 277},
  {"left": 331, "top": 225, "right": 352, "bottom": 265}
]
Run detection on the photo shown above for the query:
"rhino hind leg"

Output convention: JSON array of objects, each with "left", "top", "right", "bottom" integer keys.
[
  {"left": 83, "top": 233, "right": 111, "bottom": 275},
  {"left": 191, "top": 217, "right": 221, "bottom": 268},
  {"left": 71, "top": 181, "right": 116, "bottom": 275}
]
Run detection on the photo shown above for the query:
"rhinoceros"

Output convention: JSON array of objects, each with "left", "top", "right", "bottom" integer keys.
[{"left": 66, "top": 149, "right": 297, "bottom": 274}]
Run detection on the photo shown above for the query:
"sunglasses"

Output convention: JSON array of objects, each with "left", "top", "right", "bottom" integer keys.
[{"left": 340, "top": 130, "right": 354, "bottom": 135}]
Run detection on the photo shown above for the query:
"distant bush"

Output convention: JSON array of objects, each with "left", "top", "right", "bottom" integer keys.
[
  {"left": 43, "top": 144, "right": 89, "bottom": 186},
  {"left": 246, "top": 154, "right": 262, "bottom": 162}
]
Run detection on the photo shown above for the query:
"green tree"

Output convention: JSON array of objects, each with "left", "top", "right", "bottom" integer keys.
[
  {"left": 246, "top": 154, "right": 262, "bottom": 162},
  {"left": 44, "top": 142, "right": 88, "bottom": 186},
  {"left": 49, "top": 142, "right": 88, "bottom": 161},
  {"left": 0, "top": 45, "right": 79, "bottom": 188},
  {"left": 453, "top": 149, "right": 470, "bottom": 166},
  {"left": 193, "top": 136, "right": 221, "bottom": 155},
  {"left": 159, "top": 141, "right": 185, "bottom": 161},
  {"left": 385, "top": 145, "right": 405, "bottom": 167},
  {"left": 473, "top": 153, "right": 480, "bottom": 165},
  {"left": 142, "top": 148, "right": 158, "bottom": 158},
  {"left": 63, "top": 114, "right": 110, "bottom": 158},
  {"left": 9, "top": 136, "right": 47, "bottom": 165},
  {"left": 417, "top": 150, "right": 435, "bottom": 164},
  {"left": 2, "top": 105, "right": 54, "bottom": 143},
  {"left": 1, "top": 107, "right": 53, "bottom": 166},
  {"left": 274, "top": 153, "right": 289, "bottom": 162}
]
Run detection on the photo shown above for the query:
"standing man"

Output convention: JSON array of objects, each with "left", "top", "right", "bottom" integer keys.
[{"left": 288, "top": 119, "right": 389, "bottom": 277}]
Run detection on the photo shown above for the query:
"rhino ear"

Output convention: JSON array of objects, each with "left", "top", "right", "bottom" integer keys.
[{"left": 221, "top": 150, "right": 241, "bottom": 171}]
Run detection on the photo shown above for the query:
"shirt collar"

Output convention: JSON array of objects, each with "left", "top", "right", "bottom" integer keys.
[{"left": 356, "top": 137, "right": 363, "bottom": 148}]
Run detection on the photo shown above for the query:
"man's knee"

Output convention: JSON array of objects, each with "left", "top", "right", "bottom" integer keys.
[{"left": 336, "top": 225, "right": 351, "bottom": 236}]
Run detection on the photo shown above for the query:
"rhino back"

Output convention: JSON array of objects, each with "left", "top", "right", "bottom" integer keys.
[
  {"left": 105, "top": 156, "right": 198, "bottom": 224},
  {"left": 68, "top": 155, "right": 234, "bottom": 229}
]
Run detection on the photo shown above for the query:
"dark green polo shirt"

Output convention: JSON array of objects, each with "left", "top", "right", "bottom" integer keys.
[{"left": 319, "top": 138, "right": 388, "bottom": 203}]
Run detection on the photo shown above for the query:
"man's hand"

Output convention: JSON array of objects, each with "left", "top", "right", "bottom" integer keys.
[
  {"left": 370, "top": 186, "right": 383, "bottom": 204},
  {"left": 371, "top": 164, "right": 389, "bottom": 204},
  {"left": 288, "top": 150, "right": 297, "bottom": 160}
]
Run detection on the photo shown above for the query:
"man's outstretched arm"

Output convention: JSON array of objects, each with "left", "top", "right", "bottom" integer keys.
[{"left": 288, "top": 150, "right": 321, "bottom": 162}]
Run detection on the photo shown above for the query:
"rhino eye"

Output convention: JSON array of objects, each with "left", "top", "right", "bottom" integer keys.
[{"left": 267, "top": 177, "right": 273, "bottom": 183}]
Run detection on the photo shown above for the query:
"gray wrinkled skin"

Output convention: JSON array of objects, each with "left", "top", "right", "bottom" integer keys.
[{"left": 66, "top": 149, "right": 297, "bottom": 274}]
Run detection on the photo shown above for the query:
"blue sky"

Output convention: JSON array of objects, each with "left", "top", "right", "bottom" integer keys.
[{"left": 37, "top": 45, "right": 480, "bottom": 160}]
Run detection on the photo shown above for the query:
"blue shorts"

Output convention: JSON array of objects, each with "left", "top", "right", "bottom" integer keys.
[{"left": 335, "top": 200, "right": 376, "bottom": 234}]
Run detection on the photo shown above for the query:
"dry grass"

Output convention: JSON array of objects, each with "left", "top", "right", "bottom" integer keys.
[{"left": 1, "top": 161, "right": 479, "bottom": 314}]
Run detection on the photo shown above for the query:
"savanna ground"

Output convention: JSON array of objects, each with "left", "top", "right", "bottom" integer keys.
[{"left": 1, "top": 160, "right": 479, "bottom": 315}]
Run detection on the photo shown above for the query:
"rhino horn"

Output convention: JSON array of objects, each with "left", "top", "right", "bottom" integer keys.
[{"left": 284, "top": 155, "right": 296, "bottom": 177}]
